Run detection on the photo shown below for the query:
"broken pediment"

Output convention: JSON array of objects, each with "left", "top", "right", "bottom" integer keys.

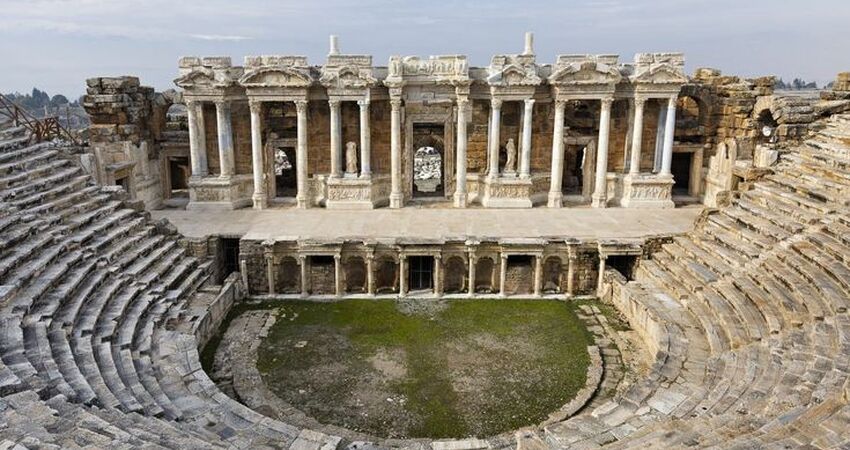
[
  {"left": 174, "top": 68, "right": 218, "bottom": 88},
  {"left": 632, "top": 63, "right": 687, "bottom": 85},
  {"left": 320, "top": 65, "right": 377, "bottom": 90},
  {"left": 548, "top": 61, "right": 622, "bottom": 86},
  {"left": 487, "top": 54, "right": 541, "bottom": 87}
]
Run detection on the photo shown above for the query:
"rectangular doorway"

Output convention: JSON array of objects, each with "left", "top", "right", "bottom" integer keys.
[
  {"left": 169, "top": 156, "right": 190, "bottom": 198},
  {"left": 671, "top": 152, "right": 692, "bottom": 195},
  {"left": 221, "top": 238, "right": 240, "bottom": 280},
  {"left": 408, "top": 256, "right": 434, "bottom": 291}
]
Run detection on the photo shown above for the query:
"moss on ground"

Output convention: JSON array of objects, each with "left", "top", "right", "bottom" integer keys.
[{"left": 251, "top": 299, "right": 594, "bottom": 439}]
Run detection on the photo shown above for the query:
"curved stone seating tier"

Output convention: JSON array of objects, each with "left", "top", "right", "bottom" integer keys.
[{"left": 2, "top": 114, "right": 850, "bottom": 449}]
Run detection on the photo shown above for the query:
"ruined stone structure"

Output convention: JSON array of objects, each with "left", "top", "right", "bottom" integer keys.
[{"left": 3, "top": 35, "right": 850, "bottom": 449}]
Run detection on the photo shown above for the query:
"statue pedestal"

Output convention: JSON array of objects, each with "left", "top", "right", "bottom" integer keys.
[
  {"left": 325, "top": 175, "right": 390, "bottom": 209},
  {"left": 187, "top": 175, "right": 253, "bottom": 210},
  {"left": 481, "top": 176, "right": 533, "bottom": 208},
  {"left": 620, "top": 173, "right": 675, "bottom": 208}
]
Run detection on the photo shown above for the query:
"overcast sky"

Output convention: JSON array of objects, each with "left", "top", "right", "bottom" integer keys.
[{"left": 1, "top": 0, "right": 848, "bottom": 98}]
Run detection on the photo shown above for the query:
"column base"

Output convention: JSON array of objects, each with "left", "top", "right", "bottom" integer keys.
[
  {"left": 453, "top": 191, "right": 468, "bottom": 208},
  {"left": 620, "top": 173, "right": 675, "bottom": 208},
  {"left": 481, "top": 176, "right": 532, "bottom": 208},
  {"left": 252, "top": 193, "right": 268, "bottom": 210},
  {"left": 389, "top": 192, "right": 404, "bottom": 209},
  {"left": 296, "top": 194, "right": 309, "bottom": 209},
  {"left": 591, "top": 194, "right": 608, "bottom": 208},
  {"left": 547, "top": 191, "right": 563, "bottom": 208}
]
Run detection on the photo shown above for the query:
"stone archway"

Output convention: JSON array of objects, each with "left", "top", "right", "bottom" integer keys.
[
  {"left": 344, "top": 256, "right": 367, "bottom": 294},
  {"left": 443, "top": 256, "right": 467, "bottom": 294},
  {"left": 374, "top": 257, "right": 398, "bottom": 294},
  {"left": 475, "top": 257, "right": 495, "bottom": 294}
]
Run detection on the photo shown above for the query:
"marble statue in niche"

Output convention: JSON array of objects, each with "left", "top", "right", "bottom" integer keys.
[
  {"left": 345, "top": 141, "right": 358, "bottom": 175},
  {"left": 504, "top": 138, "right": 517, "bottom": 174}
]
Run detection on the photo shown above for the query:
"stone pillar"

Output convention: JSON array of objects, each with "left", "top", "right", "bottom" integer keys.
[
  {"left": 487, "top": 98, "right": 502, "bottom": 179},
  {"left": 453, "top": 97, "right": 469, "bottom": 208},
  {"left": 295, "top": 100, "right": 310, "bottom": 208},
  {"left": 329, "top": 99, "right": 342, "bottom": 178},
  {"left": 654, "top": 105, "right": 667, "bottom": 172},
  {"left": 520, "top": 99, "right": 534, "bottom": 178},
  {"left": 265, "top": 254, "right": 275, "bottom": 295},
  {"left": 533, "top": 254, "right": 543, "bottom": 297},
  {"left": 499, "top": 253, "right": 508, "bottom": 297},
  {"left": 567, "top": 250, "right": 577, "bottom": 297},
  {"left": 548, "top": 100, "right": 566, "bottom": 208},
  {"left": 358, "top": 99, "right": 371, "bottom": 178},
  {"left": 629, "top": 96, "right": 646, "bottom": 175},
  {"left": 399, "top": 254, "right": 407, "bottom": 297},
  {"left": 434, "top": 255, "right": 443, "bottom": 296},
  {"left": 334, "top": 254, "right": 342, "bottom": 297},
  {"left": 299, "top": 255, "right": 308, "bottom": 297},
  {"left": 660, "top": 96, "right": 677, "bottom": 176},
  {"left": 186, "top": 100, "right": 208, "bottom": 177},
  {"left": 249, "top": 100, "right": 267, "bottom": 209},
  {"left": 591, "top": 97, "right": 614, "bottom": 208},
  {"left": 597, "top": 254, "right": 607, "bottom": 296},
  {"left": 214, "top": 100, "right": 235, "bottom": 177},
  {"left": 366, "top": 253, "right": 375, "bottom": 295},
  {"left": 468, "top": 254, "right": 477, "bottom": 297},
  {"left": 389, "top": 98, "right": 403, "bottom": 208}
]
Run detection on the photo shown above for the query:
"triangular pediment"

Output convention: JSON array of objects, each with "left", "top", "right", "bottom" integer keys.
[
  {"left": 239, "top": 66, "right": 313, "bottom": 88},
  {"left": 633, "top": 64, "right": 687, "bottom": 85},
  {"left": 549, "top": 62, "right": 622, "bottom": 86},
  {"left": 320, "top": 65, "right": 376, "bottom": 89},
  {"left": 174, "top": 68, "right": 217, "bottom": 88}
]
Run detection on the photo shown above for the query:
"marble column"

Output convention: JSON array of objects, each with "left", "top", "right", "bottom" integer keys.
[
  {"left": 265, "top": 255, "right": 275, "bottom": 295},
  {"left": 533, "top": 254, "right": 543, "bottom": 296},
  {"left": 366, "top": 254, "right": 375, "bottom": 295},
  {"left": 299, "top": 255, "right": 308, "bottom": 297},
  {"left": 329, "top": 99, "right": 342, "bottom": 178},
  {"left": 591, "top": 97, "right": 614, "bottom": 208},
  {"left": 186, "top": 100, "right": 208, "bottom": 177},
  {"left": 398, "top": 254, "right": 407, "bottom": 297},
  {"left": 249, "top": 101, "right": 267, "bottom": 209},
  {"left": 629, "top": 96, "right": 646, "bottom": 175},
  {"left": 567, "top": 251, "right": 577, "bottom": 297},
  {"left": 295, "top": 100, "right": 310, "bottom": 208},
  {"left": 487, "top": 98, "right": 502, "bottom": 179},
  {"left": 660, "top": 96, "right": 678, "bottom": 176},
  {"left": 548, "top": 100, "right": 566, "bottom": 208},
  {"left": 214, "top": 100, "right": 235, "bottom": 177},
  {"left": 358, "top": 99, "right": 371, "bottom": 178},
  {"left": 499, "top": 253, "right": 508, "bottom": 297},
  {"left": 334, "top": 254, "right": 342, "bottom": 297},
  {"left": 654, "top": 105, "right": 667, "bottom": 172},
  {"left": 520, "top": 99, "right": 534, "bottom": 178},
  {"left": 468, "top": 254, "right": 477, "bottom": 296},
  {"left": 597, "top": 254, "right": 607, "bottom": 296},
  {"left": 434, "top": 255, "right": 443, "bottom": 296},
  {"left": 453, "top": 97, "right": 469, "bottom": 208},
  {"left": 389, "top": 98, "right": 403, "bottom": 208}
]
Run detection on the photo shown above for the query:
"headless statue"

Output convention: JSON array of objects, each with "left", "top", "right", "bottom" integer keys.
[
  {"left": 504, "top": 138, "right": 517, "bottom": 173},
  {"left": 345, "top": 141, "right": 358, "bottom": 175}
]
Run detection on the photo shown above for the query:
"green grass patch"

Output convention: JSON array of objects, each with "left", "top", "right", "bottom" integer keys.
[{"left": 250, "top": 299, "right": 594, "bottom": 439}]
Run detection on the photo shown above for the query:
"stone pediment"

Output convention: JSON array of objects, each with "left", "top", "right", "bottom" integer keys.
[
  {"left": 487, "top": 55, "right": 542, "bottom": 87},
  {"left": 320, "top": 65, "right": 377, "bottom": 90},
  {"left": 174, "top": 67, "right": 233, "bottom": 89},
  {"left": 632, "top": 64, "right": 687, "bottom": 85},
  {"left": 239, "top": 66, "right": 314, "bottom": 88},
  {"left": 548, "top": 59, "right": 622, "bottom": 86}
]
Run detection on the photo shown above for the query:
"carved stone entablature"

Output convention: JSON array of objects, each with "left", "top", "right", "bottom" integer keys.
[
  {"left": 175, "top": 56, "right": 241, "bottom": 92},
  {"left": 548, "top": 54, "right": 623, "bottom": 99},
  {"left": 487, "top": 54, "right": 542, "bottom": 88},
  {"left": 240, "top": 65, "right": 313, "bottom": 89},
  {"left": 629, "top": 52, "right": 687, "bottom": 95},
  {"left": 321, "top": 55, "right": 376, "bottom": 95},
  {"left": 385, "top": 55, "right": 470, "bottom": 86},
  {"left": 620, "top": 173, "right": 674, "bottom": 208}
]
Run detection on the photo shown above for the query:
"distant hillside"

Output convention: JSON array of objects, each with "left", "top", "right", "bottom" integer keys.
[{"left": 3, "top": 88, "right": 90, "bottom": 130}]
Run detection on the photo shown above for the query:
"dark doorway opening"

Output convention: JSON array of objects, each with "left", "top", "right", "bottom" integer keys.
[
  {"left": 309, "top": 255, "right": 335, "bottom": 295},
  {"left": 563, "top": 145, "right": 585, "bottom": 195},
  {"left": 115, "top": 176, "right": 129, "bottom": 191},
  {"left": 412, "top": 123, "right": 445, "bottom": 198},
  {"left": 607, "top": 255, "right": 638, "bottom": 281},
  {"left": 221, "top": 238, "right": 240, "bottom": 280},
  {"left": 506, "top": 255, "right": 534, "bottom": 295},
  {"left": 671, "top": 152, "right": 692, "bottom": 195},
  {"left": 169, "top": 156, "right": 190, "bottom": 197},
  {"left": 408, "top": 256, "right": 434, "bottom": 291},
  {"left": 274, "top": 146, "right": 297, "bottom": 198}
]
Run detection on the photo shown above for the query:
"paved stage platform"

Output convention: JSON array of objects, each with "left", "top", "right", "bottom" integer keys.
[{"left": 152, "top": 206, "right": 704, "bottom": 242}]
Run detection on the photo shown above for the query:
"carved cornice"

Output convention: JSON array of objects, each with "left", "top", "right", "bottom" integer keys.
[
  {"left": 548, "top": 57, "right": 623, "bottom": 87},
  {"left": 239, "top": 65, "right": 313, "bottom": 88},
  {"left": 319, "top": 65, "right": 377, "bottom": 90},
  {"left": 386, "top": 55, "right": 470, "bottom": 85},
  {"left": 487, "top": 54, "right": 542, "bottom": 87}
]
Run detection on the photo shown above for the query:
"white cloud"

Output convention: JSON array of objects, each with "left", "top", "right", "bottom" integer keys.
[{"left": 189, "top": 34, "right": 253, "bottom": 42}]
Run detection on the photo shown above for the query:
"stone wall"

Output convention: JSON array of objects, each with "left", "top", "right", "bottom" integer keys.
[{"left": 83, "top": 76, "right": 173, "bottom": 208}]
